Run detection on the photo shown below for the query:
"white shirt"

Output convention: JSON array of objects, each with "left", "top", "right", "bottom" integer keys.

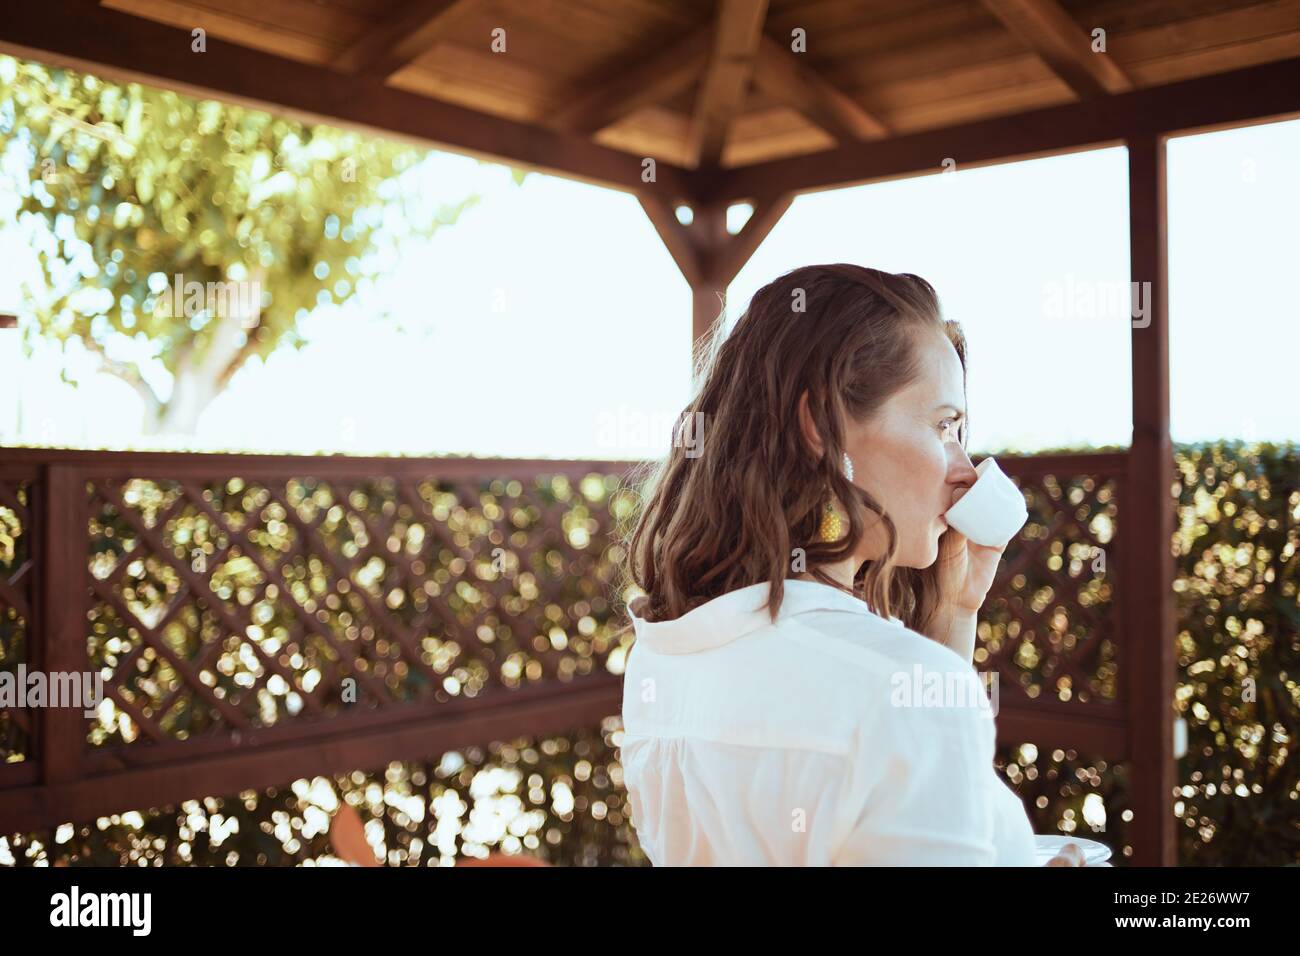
[{"left": 620, "top": 578, "right": 1038, "bottom": 866}]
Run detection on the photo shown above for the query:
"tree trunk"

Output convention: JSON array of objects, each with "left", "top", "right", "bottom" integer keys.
[{"left": 142, "top": 269, "right": 264, "bottom": 436}]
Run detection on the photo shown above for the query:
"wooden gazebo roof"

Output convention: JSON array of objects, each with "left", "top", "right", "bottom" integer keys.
[
  {"left": 4, "top": 0, "right": 1300, "bottom": 202},
  {"left": 73, "top": 0, "right": 1300, "bottom": 171}
]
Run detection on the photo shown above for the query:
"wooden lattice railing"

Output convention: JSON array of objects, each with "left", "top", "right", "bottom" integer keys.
[
  {"left": 979, "top": 453, "right": 1130, "bottom": 757},
  {"left": 0, "top": 447, "right": 1138, "bottom": 844},
  {"left": 0, "top": 450, "right": 639, "bottom": 831}
]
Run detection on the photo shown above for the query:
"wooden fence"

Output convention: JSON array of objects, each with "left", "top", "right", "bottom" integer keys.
[{"left": 0, "top": 446, "right": 1163, "bottom": 860}]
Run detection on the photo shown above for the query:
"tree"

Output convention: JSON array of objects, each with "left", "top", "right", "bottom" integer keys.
[{"left": 0, "top": 55, "right": 484, "bottom": 434}]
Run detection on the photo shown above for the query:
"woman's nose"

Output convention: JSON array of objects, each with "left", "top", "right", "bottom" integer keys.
[{"left": 948, "top": 443, "right": 979, "bottom": 489}]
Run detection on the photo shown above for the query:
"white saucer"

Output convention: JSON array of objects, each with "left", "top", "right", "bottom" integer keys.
[{"left": 1033, "top": 835, "right": 1112, "bottom": 866}]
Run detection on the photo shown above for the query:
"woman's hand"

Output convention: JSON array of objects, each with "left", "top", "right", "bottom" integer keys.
[
  {"left": 921, "top": 490, "right": 1012, "bottom": 661},
  {"left": 935, "top": 488, "right": 1011, "bottom": 614},
  {"left": 1045, "top": 843, "right": 1086, "bottom": 867}
]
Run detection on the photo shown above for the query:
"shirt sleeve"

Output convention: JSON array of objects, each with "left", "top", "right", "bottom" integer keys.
[{"left": 831, "top": 689, "right": 1001, "bottom": 866}]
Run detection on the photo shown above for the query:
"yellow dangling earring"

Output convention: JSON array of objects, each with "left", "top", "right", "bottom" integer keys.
[
  {"left": 818, "top": 502, "right": 843, "bottom": 542},
  {"left": 817, "top": 453, "right": 855, "bottom": 543}
]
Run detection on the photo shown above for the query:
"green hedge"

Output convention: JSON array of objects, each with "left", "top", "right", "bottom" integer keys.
[{"left": 1171, "top": 440, "right": 1299, "bottom": 864}]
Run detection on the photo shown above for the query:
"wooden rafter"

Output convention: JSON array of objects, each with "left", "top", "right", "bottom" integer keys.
[
  {"left": 675, "top": 192, "right": 793, "bottom": 352},
  {"left": 552, "top": 24, "right": 889, "bottom": 149},
  {"left": 705, "top": 193, "right": 792, "bottom": 286},
  {"left": 980, "top": 0, "right": 1132, "bottom": 98},
  {"left": 752, "top": 35, "right": 888, "bottom": 142},
  {"left": 552, "top": 28, "right": 713, "bottom": 135},
  {"left": 336, "top": 0, "right": 475, "bottom": 79},
  {"left": 553, "top": 18, "right": 887, "bottom": 149},
  {"left": 639, "top": 196, "right": 706, "bottom": 287},
  {"left": 690, "top": 0, "right": 770, "bottom": 167}
]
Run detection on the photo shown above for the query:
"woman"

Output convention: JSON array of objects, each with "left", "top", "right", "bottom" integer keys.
[{"left": 618, "top": 264, "right": 1080, "bottom": 866}]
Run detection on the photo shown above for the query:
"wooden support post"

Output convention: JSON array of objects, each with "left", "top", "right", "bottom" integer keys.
[
  {"left": 638, "top": 191, "right": 792, "bottom": 375},
  {"left": 639, "top": 194, "right": 794, "bottom": 374},
  {"left": 36, "top": 464, "right": 89, "bottom": 789},
  {"left": 690, "top": 203, "right": 732, "bottom": 367},
  {"left": 1124, "top": 134, "right": 1177, "bottom": 867}
]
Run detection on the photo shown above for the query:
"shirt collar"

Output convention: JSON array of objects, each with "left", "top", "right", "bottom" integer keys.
[{"left": 628, "top": 578, "right": 902, "bottom": 655}]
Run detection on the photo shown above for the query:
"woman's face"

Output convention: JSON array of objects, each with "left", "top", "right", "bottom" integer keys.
[{"left": 844, "top": 329, "right": 978, "bottom": 568}]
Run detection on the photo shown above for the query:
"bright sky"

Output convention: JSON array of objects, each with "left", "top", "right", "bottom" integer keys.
[{"left": 1, "top": 116, "right": 1296, "bottom": 459}]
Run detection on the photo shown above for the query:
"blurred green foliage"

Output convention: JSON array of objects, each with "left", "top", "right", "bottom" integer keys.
[
  {"left": 1171, "top": 440, "right": 1299, "bottom": 864},
  {"left": 3, "top": 720, "right": 638, "bottom": 867},
  {"left": 0, "top": 55, "right": 479, "bottom": 433}
]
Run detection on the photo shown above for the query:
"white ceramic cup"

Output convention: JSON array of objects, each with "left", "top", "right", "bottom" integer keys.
[{"left": 943, "top": 457, "right": 1028, "bottom": 547}]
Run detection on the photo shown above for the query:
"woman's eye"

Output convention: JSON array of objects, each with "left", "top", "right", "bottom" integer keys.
[{"left": 938, "top": 418, "right": 958, "bottom": 439}]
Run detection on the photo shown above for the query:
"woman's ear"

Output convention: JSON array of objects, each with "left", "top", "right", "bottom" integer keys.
[{"left": 797, "top": 389, "right": 825, "bottom": 460}]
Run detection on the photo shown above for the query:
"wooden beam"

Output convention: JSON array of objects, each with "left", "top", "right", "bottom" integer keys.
[
  {"left": 335, "top": 0, "right": 473, "bottom": 79},
  {"left": 0, "top": 0, "right": 702, "bottom": 202},
  {"left": 995, "top": 700, "right": 1129, "bottom": 757},
  {"left": 639, "top": 196, "right": 705, "bottom": 287},
  {"left": 1124, "top": 132, "right": 1176, "bottom": 867},
  {"left": 0, "top": 446, "right": 643, "bottom": 481},
  {"left": 688, "top": 204, "right": 730, "bottom": 362},
  {"left": 681, "top": 191, "right": 791, "bottom": 362},
  {"left": 752, "top": 35, "right": 888, "bottom": 142},
  {"left": 981, "top": 0, "right": 1132, "bottom": 98},
  {"left": 690, "top": 0, "right": 770, "bottom": 167},
  {"left": 35, "top": 465, "right": 89, "bottom": 788},
  {"left": 551, "top": 29, "right": 712, "bottom": 136},
  {"left": 705, "top": 193, "right": 792, "bottom": 287},
  {"left": 707, "top": 54, "right": 1300, "bottom": 203},
  {"left": 692, "top": 285, "right": 726, "bottom": 370}
]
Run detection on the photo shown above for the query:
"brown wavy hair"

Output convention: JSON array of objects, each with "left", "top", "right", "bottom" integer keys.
[{"left": 620, "top": 263, "right": 969, "bottom": 632}]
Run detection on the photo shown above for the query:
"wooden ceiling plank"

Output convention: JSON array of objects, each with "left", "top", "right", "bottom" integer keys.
[
  {"left": 153, "top": 0, "right": 373, "bottom": 41},
  {"left": 820, "top": 21, "right": 1026, "bottom": 91},
  {"left": 690, "top": 0, "right": 770, "bottom": 167},
  {"left": 751, "top": 34, "right": 888, "bottom": 141},
  {"left": 593, "top": 107, "right": 695, "bottom": 169},
  {"left": 551, "top": 28, "right": 712, "bottom": 135},
  {"left": 772, "top": 0, "right": 998, "bottom": 66},
  {"left": 980, "top": 0, "right": 1133, "bottom": 97},
  {"left": 104, "top": 0, "right": 343, "bottom": 63},
  {"left": 1107, "top": 0, "right": 1300, "bottom": 64},
  {"left": 335, "top": 0, "right": 475, "bottom": 78},
  {"left": 1124, "top": 30, "right": 1300, "bottom": 87},
  {"left": 1066, "top": 0, "right": 1259, "bottom": 37},
  {"left": 880, "top": 77, "right": 1072, "bottom": 135},
  {"left": 1, "top": 0, "right": 702, "bottom": 201},
  {"left": 852, "top": 51, "right": 1064, "bottom": 114}
]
